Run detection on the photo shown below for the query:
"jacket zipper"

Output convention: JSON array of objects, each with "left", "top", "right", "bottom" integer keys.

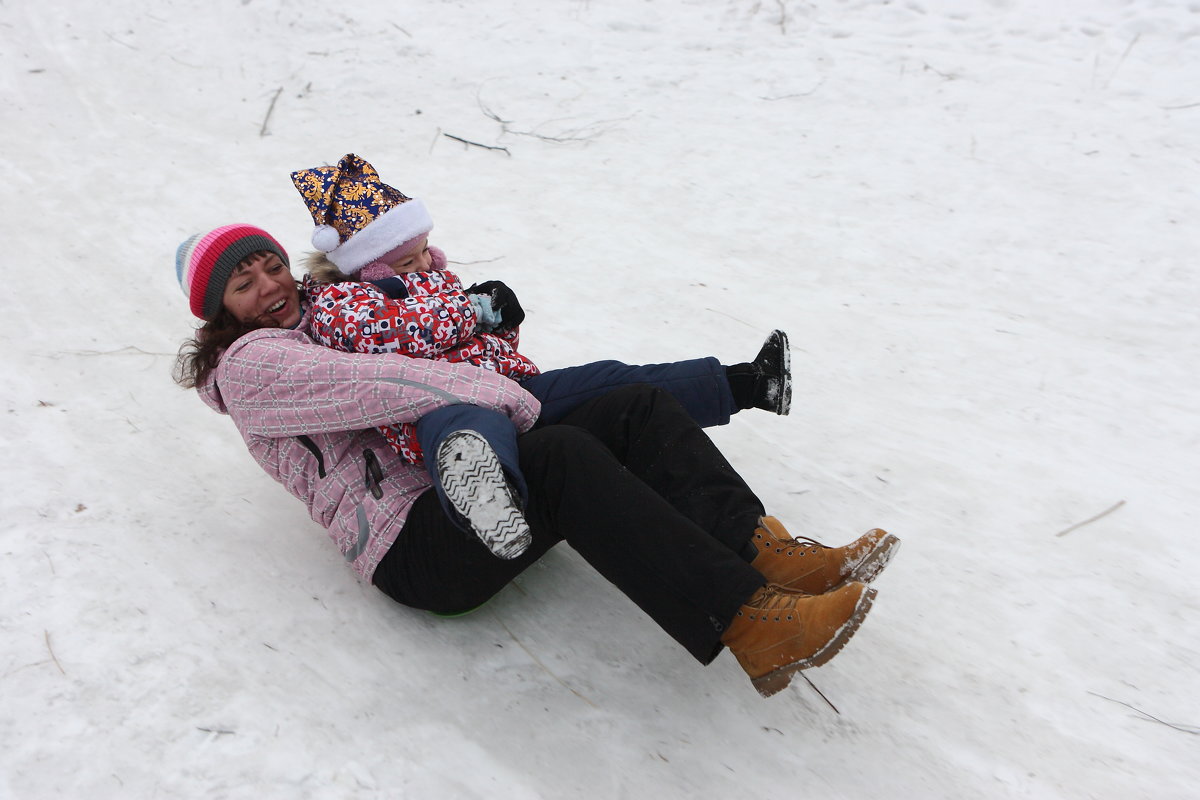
[{"left": 363, "top": 448, "right": 384, "bottom": 499}]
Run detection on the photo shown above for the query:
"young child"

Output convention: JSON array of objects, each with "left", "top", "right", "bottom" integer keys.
[{"left": 292, "top": 154, "right": 791, "bottom": 561}]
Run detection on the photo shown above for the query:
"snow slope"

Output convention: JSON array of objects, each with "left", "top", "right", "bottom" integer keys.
[{"left": 2, "top": 0, "right": 1198, "bottom": 797}]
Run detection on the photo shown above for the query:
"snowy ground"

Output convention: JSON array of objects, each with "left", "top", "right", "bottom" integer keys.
[{"left": 3, "top": 0, "right": 1199, "bottom": 797}]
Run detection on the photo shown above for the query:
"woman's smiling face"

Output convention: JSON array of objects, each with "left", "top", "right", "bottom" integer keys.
[{"left": 221, "top": 251, "right": 301, "bottom": 328}]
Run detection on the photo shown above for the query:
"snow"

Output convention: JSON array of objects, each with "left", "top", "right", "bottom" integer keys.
[{"left": 2, "top": 0, "right": 1198, "bottom": 797}]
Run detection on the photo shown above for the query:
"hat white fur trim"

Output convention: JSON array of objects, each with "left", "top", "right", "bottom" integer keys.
[{"left": 326, "top": 198, "right": 434, "bottom": 273}]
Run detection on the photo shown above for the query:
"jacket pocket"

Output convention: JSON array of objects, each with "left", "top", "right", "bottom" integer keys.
[{"left": 295, "top": 435, "right": 327, "bottom": 478}]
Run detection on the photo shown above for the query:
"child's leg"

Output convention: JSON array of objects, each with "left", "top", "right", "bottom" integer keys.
[
  {"left": 522, "top": 358, "right": 733, "bottom": 428},
  {"left": 415, "top": 404, "right": 530, "bottom": 559},
  {"left": 520, "top": 331, "right": 791, "bottom": 428}
]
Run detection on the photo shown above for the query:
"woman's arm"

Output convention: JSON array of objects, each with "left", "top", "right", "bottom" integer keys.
[{"left": 216, "top": 329, "right": 540, "bottom": 438}]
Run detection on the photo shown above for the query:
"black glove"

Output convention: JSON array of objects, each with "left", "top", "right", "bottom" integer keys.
[{"left": 466, "top": 280, "right": 525, "bottom": 331}]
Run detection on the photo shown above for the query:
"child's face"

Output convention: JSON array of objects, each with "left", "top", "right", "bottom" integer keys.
[{"left": 388, "top": 237, "right": 432, "bottom": 274}]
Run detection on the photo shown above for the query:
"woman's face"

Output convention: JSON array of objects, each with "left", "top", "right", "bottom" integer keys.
[{"left": 221, "top": 251, "right": 301, "bottom": 328}]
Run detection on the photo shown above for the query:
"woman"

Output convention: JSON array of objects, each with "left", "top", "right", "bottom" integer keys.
[{"left": 174, "top": 224, "right": 899, "bottom": 697}]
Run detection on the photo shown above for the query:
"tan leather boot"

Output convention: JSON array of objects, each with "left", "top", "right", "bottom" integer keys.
[
  {"left": 722, "top": 582, "right": 876, "bottom": 698},
  {"left": 751, "top": 516, "right": 900, "bottom": 595}
]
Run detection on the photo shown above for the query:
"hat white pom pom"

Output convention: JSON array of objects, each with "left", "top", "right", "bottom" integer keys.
[{"left": 312, "top": 224, "right": 341, "bottom": 253}]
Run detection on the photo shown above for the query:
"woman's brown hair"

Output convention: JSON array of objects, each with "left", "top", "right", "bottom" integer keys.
[
  {"left": 172, "top": 280, "right": 302, "bottom": 389},
  {"left": 173, "top": 309, "right": 264, "bottom": 389}
]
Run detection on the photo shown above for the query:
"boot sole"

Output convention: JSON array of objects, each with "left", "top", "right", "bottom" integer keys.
[
  {"left": 436, "top": 430, "right": 531, "bottom": 560},
  {"left": 847, "top": 533, "right": 901, "bottom": 585},
  {"left": 750, "top": 586, "right": 877, "bottom": 699},
  {"left": 769, "top": 329, "right": 792, "bottom": 416},
  {"left": 776, "top": 330, "right": 792, "bottom": 416}
]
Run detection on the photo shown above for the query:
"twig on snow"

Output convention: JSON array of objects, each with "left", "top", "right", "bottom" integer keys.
[
  {"left": 44, "top": 631, "right": 66, "bottom": 675},
  {"left": 800, "top": 673, "right": 840, "bottom": 714},
  {"left": 1103, "top": 33, "right": 1140, "bottom": 89},
  {"left": 491, "top": 611, "right": 597, "bottom": 707},
  {"left": 448, "top": 256, "right": 506, "bottom": 266},
  {"left": 36, "top": 346, "right": 173, "bottom": 358},
  {"left": 761, "top": 78, "right": 825, "bottom": 101},
  {"left": 104, "top": 31, "right": 137, "bottom": 50},
  {"left": 476, "top": 89, "right": 625, "bottom": 145},
  {"left": 1162, "top": 101, "right": 1200, "bottom": 111},
  {"left": 478, "top": 95, "right": 512, "bottom": 126},
  {"left": 1088, "top": 692, "right": 1200, "bottom": 735},
  {"left": 260, "top": 86, "right": 283, "bottom": 137},
  {"left": 1054, "top": 500, "right": 1125, "bottom": 537},
  {"left": 197, "top": 726, "right": 237, "bottom": 736},
  {"left": 923, "top": 62, "right": 957, "bottom": 81},
  {"left": 702, "top": 307, "right": 758, "bottom": 329},
  {"left": 503, "top": 117, "right": 629, "bottom": 144},
  {"left": 775, "top": 0, "right": 788, "bottom": 34},
  {"left": 443, "top": 132, "right": 511, "bottom": 156}
]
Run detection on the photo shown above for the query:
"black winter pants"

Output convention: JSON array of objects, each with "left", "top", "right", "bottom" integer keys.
[{"left": 373, "top": 385, "right": 768, "bottom": 663}]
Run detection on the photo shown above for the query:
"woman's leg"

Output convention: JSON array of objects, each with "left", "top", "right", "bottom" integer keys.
[
  {"left": 372, "top": 483, "right": 558, "bottom": 614},
  {"left": 376, "top": 385, "right": 881, "bottom": 686},
  {"left": 552, "top": 383, "right": 766, "bottom": 556},
  {"left": 520, "top": 330, "right": 792, "bottom": 428},
  {"left": 517, "top": 422, "right": 765, "bottom": 663},
  {"left": 376, "top": 388, "right": 769, "bottom": 662}
]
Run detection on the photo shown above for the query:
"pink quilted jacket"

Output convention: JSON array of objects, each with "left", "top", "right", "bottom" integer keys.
[{"left": 198, "top": 325, "right": 540, "bottom": 581}]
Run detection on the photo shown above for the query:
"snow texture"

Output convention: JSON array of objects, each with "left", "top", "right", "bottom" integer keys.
[{"left": 2, "top": 0, "right": 1198, "bottom": 798}]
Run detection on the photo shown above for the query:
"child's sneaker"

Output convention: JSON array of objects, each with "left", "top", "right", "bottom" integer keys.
[
  {"left": 436, "top": 430, "right": 531, "bottom": 560},
  {"left": 754, "top": 329, "right": 792, "bottom": 416}
]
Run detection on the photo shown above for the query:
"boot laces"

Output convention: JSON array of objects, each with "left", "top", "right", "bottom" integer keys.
[
  {"left": 792, "top": 536, "right": 828, "bottom": 550},
  {"left": 750, "top": 585, "right": 798, "bottom": 611},
  {"left": 771, "top": 534, "right": 825, "bottom": 556}
]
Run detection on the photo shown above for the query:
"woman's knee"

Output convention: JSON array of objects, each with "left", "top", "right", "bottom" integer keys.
[{"left": 518, "top": 425, "right": 606, "bottom": 468}]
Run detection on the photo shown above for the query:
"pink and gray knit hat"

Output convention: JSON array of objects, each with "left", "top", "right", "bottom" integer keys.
[
  {"left": 290, "top": 153, "right": 433, "bottom": 275},
  {"left": 175, "top": 224, "right": 290, "bottom": 320}
]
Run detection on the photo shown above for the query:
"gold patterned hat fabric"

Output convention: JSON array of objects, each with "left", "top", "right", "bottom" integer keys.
[{"left": 290, "top": 153, "right": 433, "bottom": 274}]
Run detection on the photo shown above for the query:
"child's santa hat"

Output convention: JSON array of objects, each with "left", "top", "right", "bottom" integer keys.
[{"left": 290, "top": 153, "right": 433, "bottom": 275}]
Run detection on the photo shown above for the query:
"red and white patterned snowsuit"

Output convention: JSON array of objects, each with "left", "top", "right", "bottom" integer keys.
[{"left": 304, "top": 247, "right": 540, "bottom": 462}]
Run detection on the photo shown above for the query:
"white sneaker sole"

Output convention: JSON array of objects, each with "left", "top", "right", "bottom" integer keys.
[{"left": 436, "top": 430, "right": 531, "bottom": 560}]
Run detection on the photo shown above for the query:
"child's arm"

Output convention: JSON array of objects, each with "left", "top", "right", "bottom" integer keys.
[{"left": 309, "top": 277, "right": 480, "bottom": 359}]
